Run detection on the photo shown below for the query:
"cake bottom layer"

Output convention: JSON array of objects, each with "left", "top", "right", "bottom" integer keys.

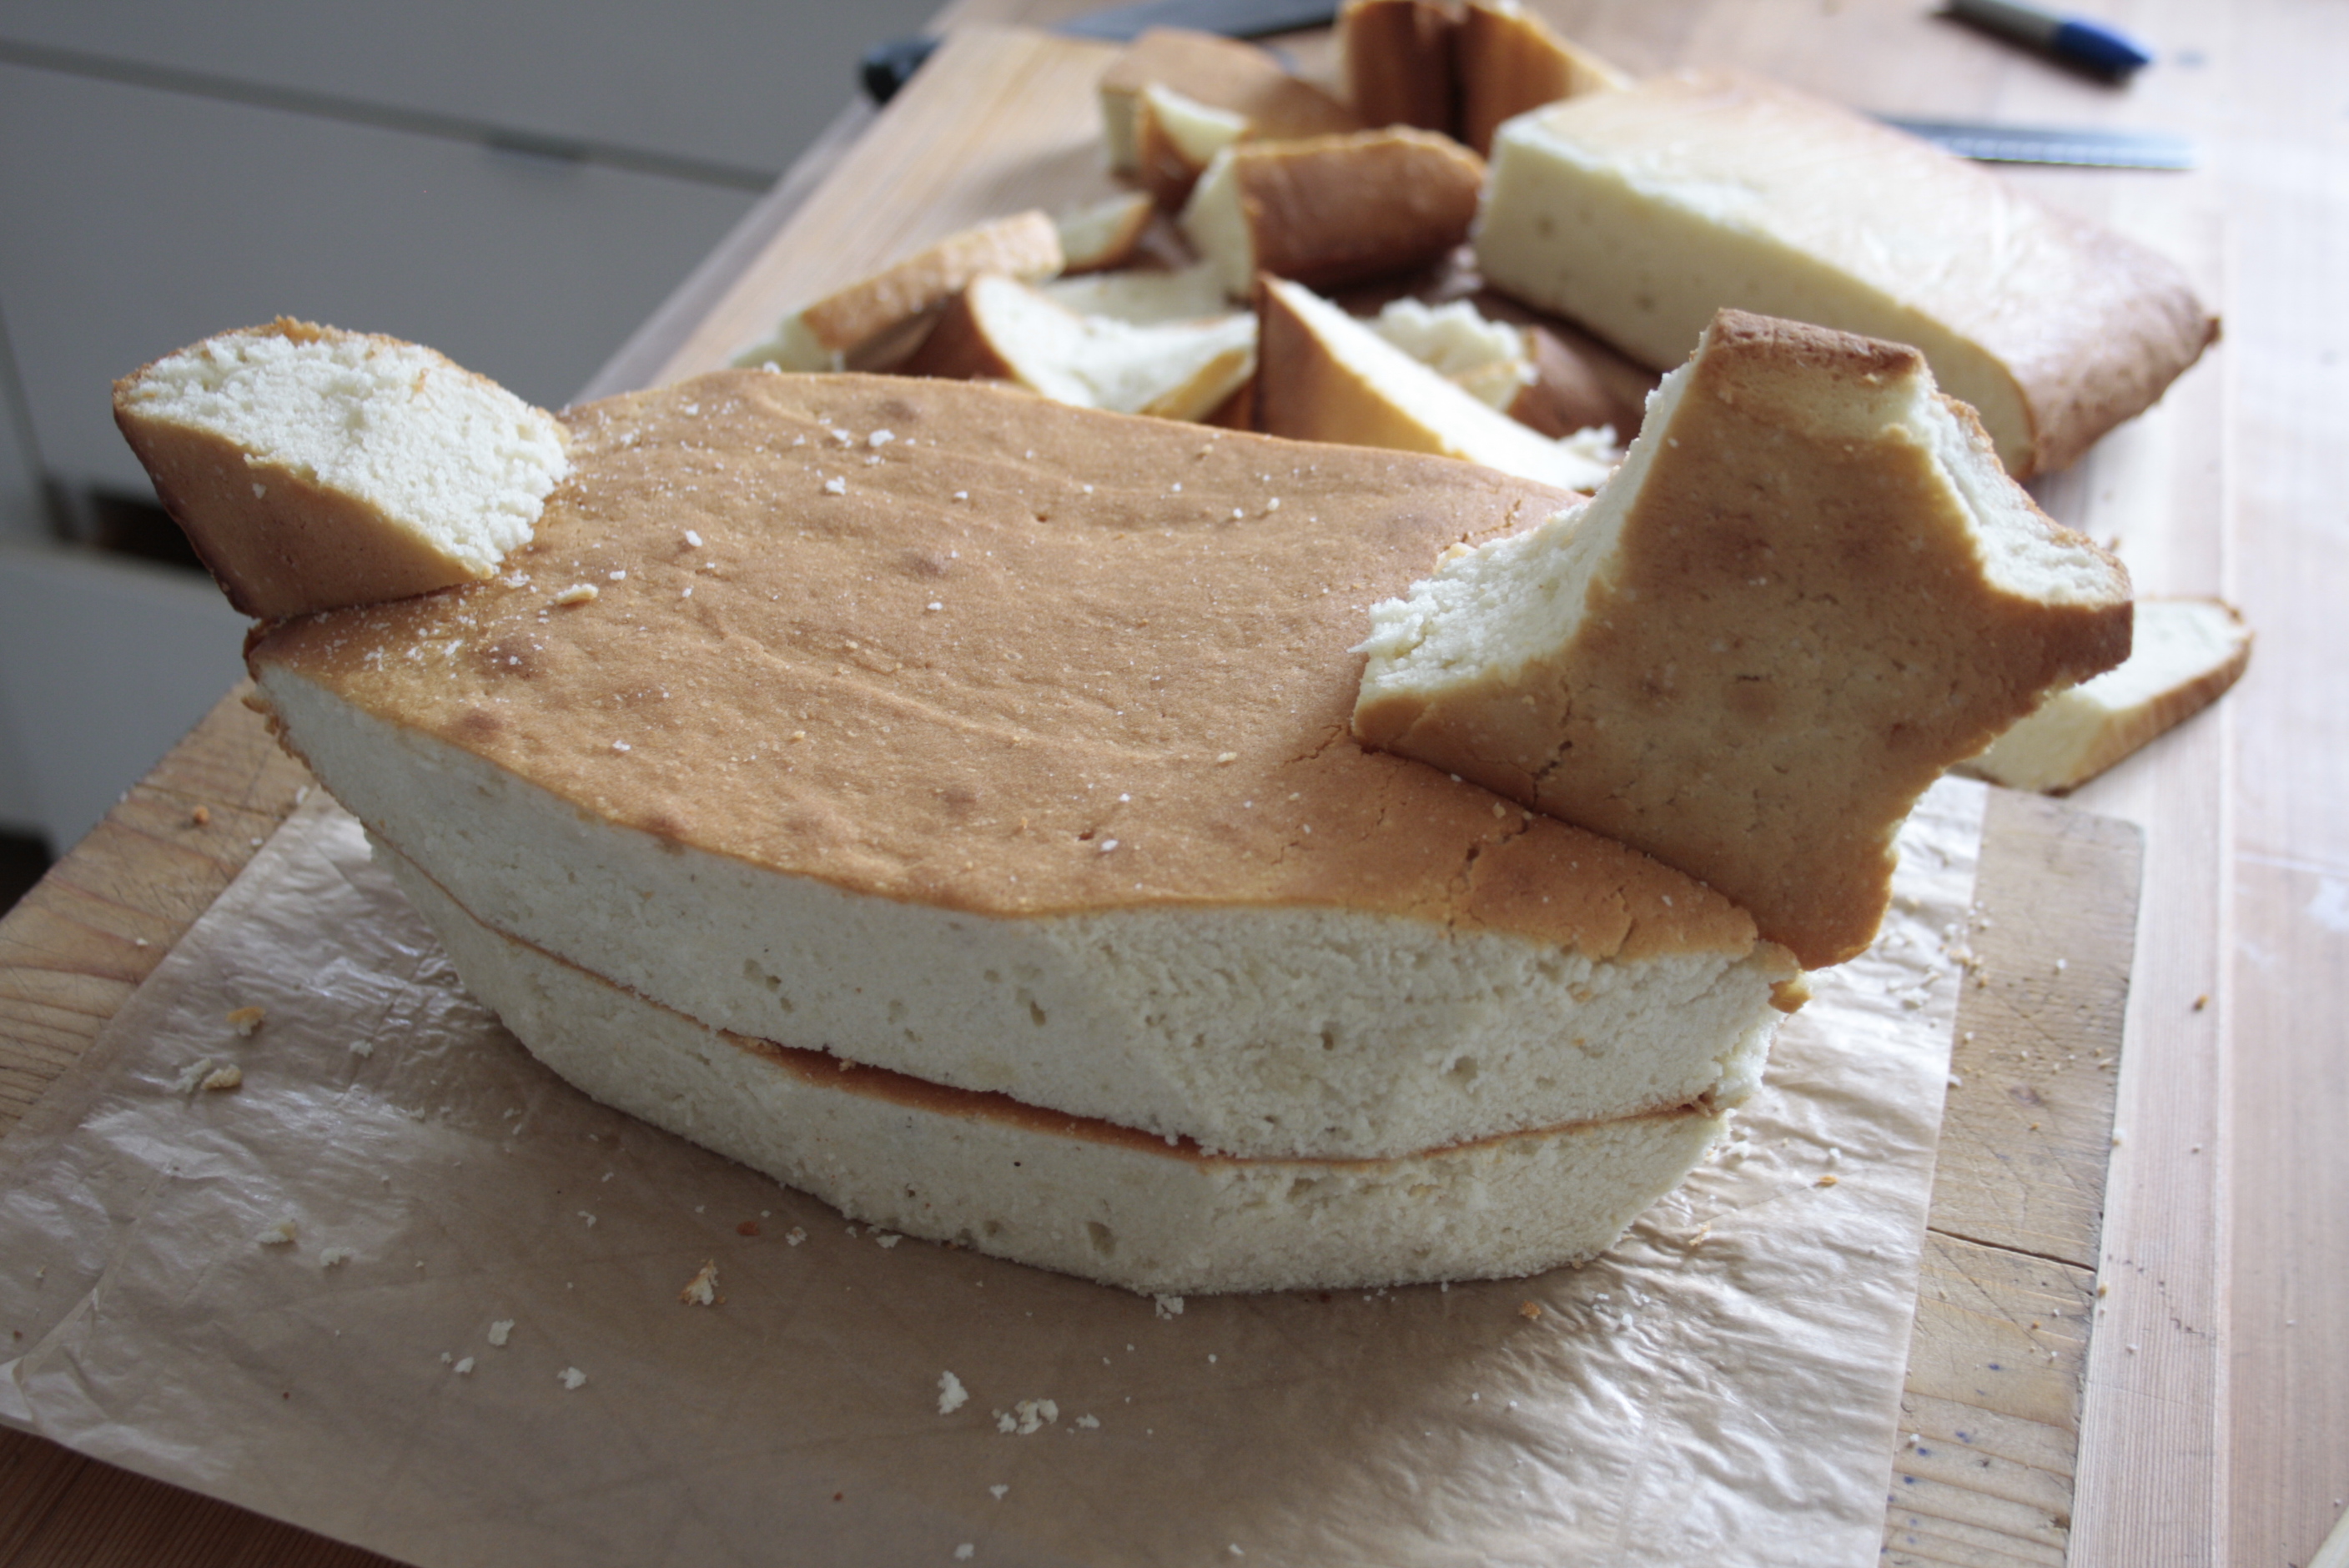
[{"left": 383, "top": 843, "right": 1729, "bottom": 1295}]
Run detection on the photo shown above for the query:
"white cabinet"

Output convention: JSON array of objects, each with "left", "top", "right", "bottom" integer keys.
[{"left": 0, "top": 0, "right": 943, "bottom": 852}]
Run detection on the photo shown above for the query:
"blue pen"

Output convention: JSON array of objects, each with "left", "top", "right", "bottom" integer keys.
[{"left": 1946, "top": 0, "right": 2155, "bottom": 78}]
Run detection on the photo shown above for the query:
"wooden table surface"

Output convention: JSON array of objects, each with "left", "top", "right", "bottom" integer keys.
[{"left": 3, "top": 2, "right": 2342, "bottom": 1565}]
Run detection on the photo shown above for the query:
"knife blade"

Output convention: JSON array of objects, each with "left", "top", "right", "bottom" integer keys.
[{"left": 1878, "top": 116, "right": 2195, "bottom": 168}]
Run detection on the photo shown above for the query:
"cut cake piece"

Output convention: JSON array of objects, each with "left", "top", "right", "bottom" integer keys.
[
  {"left": 1257, "top": 277, "right": 1616, "bottom": 492},
  {"left": 1181, "top": 128, "right": 1486, "bottom": 300},
  {"left": 899, "top": 272, "right": 1256, "bottom": 422},
  {"left": 1098, "top": 27, "right": 1361, "bottom": 175},
  {"left": 731, "top": 211, "right": 1064, "bottom": 374},
  {"left": 112, "top": 319, "right": 570, "bottom": 621},
  {"left": 1455, "top": 0, "right": 1630, "bottom": 157},
  {"left": 1054, "top": 191, "right": 1156, "bottom": 274},
  {"left": 1474, "top": 70, "right": 2219, "bottom": 478},
  {"left": 1354, "top": 310, "right": 2134, "bottom": 969},
  {"left": 1336, "top": 0, "right": 1461, "bottom": 133},
  {"left": 1959, "top": 596, "right": 2251, "bottom": 792}
]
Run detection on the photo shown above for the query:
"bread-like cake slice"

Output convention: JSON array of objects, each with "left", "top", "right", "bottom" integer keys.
[
  {"left": 1132, "top": 83, "right": 1252, "bottom": 209},
  {"left": 1258, "top": 277, "right": 1616, "bottom": 491},
  {"left": 1475, "top": 70, "right": 2219, "bottom": 478},
  {"left": 390, "top": 839, "right": 1729, "bottom": 1295},
  {"left": 731, "top": 211, "right": 1064, "bottom": 373},
  {"left": 1098, "top": 27, "right": 1361, "bottom": 175},
  {"left": 899, "top": 273, "right": 1256, "bottom": 423},
  {"left": 239, "top": 369, "right": 1803, "bottom": 1171},
  {"left": 1054, "top": 191, "right": 1156, "bottom": 274},
  {"left": 1959, "top": 596, "right": 2251, "bottom": 792},
  {"left": 112, "top": 319, "right": 569, "bottom": 621},
  {"left": 1355, "top": 311, "right": 2133, "bottom": 969},
  {"left": 1456, "top": 0, "right": 1630, "bottom": 157},
  {"left": 1042, "top": 260, "right": 1230, "bottom": 325},
  {"left": 1181, "top": 128, "right": 1486, "bottom": 300},
  {"left": 1336, "top": 0, "right": 1461, "bottom": 133}
]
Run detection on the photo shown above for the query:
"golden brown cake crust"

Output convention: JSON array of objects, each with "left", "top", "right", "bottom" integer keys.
[
  {"left": 1232, "top": 129, "right": 1486, "bottom": 292},
  {"left": 250, "top": 370, "right": 1763, "bottom": 964}
]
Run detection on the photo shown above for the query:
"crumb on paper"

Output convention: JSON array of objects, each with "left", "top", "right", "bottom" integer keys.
[
  {"left": 994, "top": 1399, "right": 1058, "bottom": 1435},
  {"left": 552, "top": 584, "right": 599, "bottom": 606},
  {"left": 190, "top": 805, "right": 210, "bottom": 827},
  {"left": 955, "top": 1548, "right": 974, "bottom": 1562},
  {"left": 989, "top": 1484, "right": 1008, "bottom": 1500},
  {"left": 938, "top": 1371, "right": 969, "bottom": 1415},
  {"left": 319, "top": 1246, "right": 354, "bottom": 1269},
  {"left": 1154, "top": 1294, "right": 1184, "bottom": 1320},
  {"left": 1518, "top": 1300, "right": 1543, "bottom": 1321},
  {"left": 257, "top": 1218, "right": 298, "bottom": 1247},
  {"left": 1075, "top": 1414, "right": 1100, "bottom": 1430},
  {"left": 874, "top": 1232, "right": 901, "bottom": 1249},
  {"left": 170, "top": 1057, "right": 215, "bottom": 1095},
  {"left": 679, "top": 1260, "right": 720, "bottom": 1306},
  {"left": 200, "top": 1064, "right": 242, "bottom": 1093},
  {"left": 225, "top": 1006, "right": 266, "bottom": 1037},
  {"left": 786, "top": 1227, "right": 807, "bottom": 1246},
  {"left": 488, "top": 1319, "right": 515, "bottom": 1346},
  {"left": 348, "top": 1039, "right": 374, "bottom": 1058},
  {"left": 579, "top": 1211, "right": 597, "bottom": 1228},
  {"left": 557, "top": 1366, "right": 588, "bottom": 1390},
  {"left": 822, "top": 477, "right": 847, "bottom": 495},
  {"left": 1817, "top": 1173, "right": 1839, "bottom": 1188},
  {"left": 454, "top": 1356, "right": 475, "bottom": 1375}
]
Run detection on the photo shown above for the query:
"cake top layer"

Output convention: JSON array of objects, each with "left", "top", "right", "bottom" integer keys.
[{"left": 252, "top": 370, "right": 1766, "bottom": 964}]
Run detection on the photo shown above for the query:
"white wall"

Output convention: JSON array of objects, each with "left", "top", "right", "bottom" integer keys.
[{"left": 0, "top": 0, "right": 943, "bottom": 853}]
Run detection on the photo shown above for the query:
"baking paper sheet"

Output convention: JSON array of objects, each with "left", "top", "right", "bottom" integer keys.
[{"left": 0, "top": 779, "right": 1984, "bottom": 1567}]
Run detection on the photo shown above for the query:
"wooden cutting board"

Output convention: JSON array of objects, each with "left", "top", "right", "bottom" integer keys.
[{"left": 0, "top": 24, "right": 2165, "bottom": 1567}]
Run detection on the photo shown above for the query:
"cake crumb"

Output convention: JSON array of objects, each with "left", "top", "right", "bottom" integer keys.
[
  {"left": 954, "top": 1548, "right": 974, "bottom": 1561},
  {"left": 938, "top": 1371, "right": 968, "bottom": 1414},
  {"left": 454, "top": 1356, "right": 475, "bottom": 1375},
  {"left": 874, "top": 1232, "right": 902, "bottom": 1249},
  {"left": 488, "top": 1319, "right": 515, "bottom": 1346},
  {"left": 1154, "top": 1294, "right": 1184, "bottom": 1319},
  {"left": 349, "top": 1039, "right": 374, "bottom": 1058},
  {"left": 1517, "top": 1300, "right": 1542, "bottom": 1321},
  {"left": 319, "top": 1246, "right": 354, "bottom": 1269},
  {"left": 989, "top": 1484, "right": 1009, "bottom": 1500},
  {"left": 1075, "top": 1414, "right": 1100, "bottom": 1429},
  {"left": 557, "top": 1366, "right": 588, "bottom": 1390},
  {"left": 552, "top": 584, "right": 599, "bottom": 606},
  {"left": 225, "top": 1006, "right": 266, "bottom": 1037},
  {"left": 822, "top": 477, "right": 848, "bottom": 495},
  {"left": 190, "top": 805, "right": 211, "bottom": 827},
  {"left": 679, "top": 1260, "right": 720, "bottom": 1306},
  {"left": 1816, "top": 1173, "right": 1839, "bottom": 1188},
  {"left": 257, "top": 1217, "right": 298, "bottom": 1247},
  {"left": 198, "top": 1063, "right": 242, "bottom": 1092},
  {"left": 786, "top": 1226, "right": 807, "bottom": 1245},
  {"left": 994, "top": 1399, "right": 1059, "bottom": 1435}
]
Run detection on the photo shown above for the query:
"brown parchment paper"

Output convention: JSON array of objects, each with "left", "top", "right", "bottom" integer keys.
[{"left": 0, "top": 778, "right": 1985, "bottom": 1567}]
